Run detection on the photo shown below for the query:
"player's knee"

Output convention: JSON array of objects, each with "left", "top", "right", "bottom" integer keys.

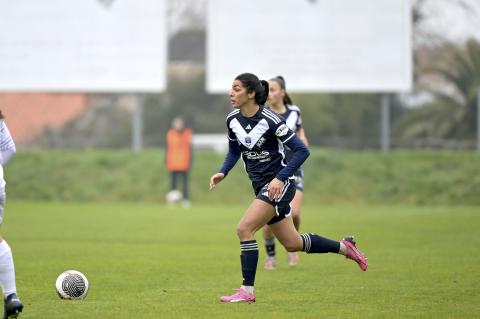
[{"left": 236, "top": 223, "right": 254, "bottom": 240}]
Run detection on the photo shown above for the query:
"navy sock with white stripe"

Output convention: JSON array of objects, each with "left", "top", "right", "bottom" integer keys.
[
  {"left": 301, "top": 233, "right": 340, "bottom": 254},
  {"left": 240, "top": 240, "right": 259, "bottom": 286}
]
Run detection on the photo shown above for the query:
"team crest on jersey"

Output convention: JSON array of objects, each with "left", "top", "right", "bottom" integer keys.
[
  {"left": 229, "top": 118, "right": 269, "bottom": 150},
  {"left": 275, "top": 124, "right": 289, "bottom": 137},
  {"left": 256, "top": 137, "right": 266, "bottom": 147}
]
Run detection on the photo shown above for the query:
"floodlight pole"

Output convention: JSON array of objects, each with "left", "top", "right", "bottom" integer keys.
[
  {"left": 381, "top": 93, "right": 390, "bottom": 153},
  {"left": 132, "top": 94, "right": 143, "bottom": 152}
]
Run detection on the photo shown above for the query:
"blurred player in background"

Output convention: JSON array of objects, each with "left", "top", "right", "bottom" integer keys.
[
  {"left": 209, "top": 73, "right": 367, "bottom": 303},
  {"left": 263, "top": 76, "right": 309, "bottom": 270},
  {"left": 0, "top": 110, "right": 23, "bottom": 318},
  {"left": 165, "top": 117, "right": 193, "bottom": 207}
]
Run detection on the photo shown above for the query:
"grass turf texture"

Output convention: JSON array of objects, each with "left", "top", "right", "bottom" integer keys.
[{"left": 4, "top": 202, "right": 479, "bottom": 318}]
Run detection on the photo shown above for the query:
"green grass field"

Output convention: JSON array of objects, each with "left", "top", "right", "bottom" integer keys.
[{"left": 3, "top": 202, "right": 479, "bottom": 318}]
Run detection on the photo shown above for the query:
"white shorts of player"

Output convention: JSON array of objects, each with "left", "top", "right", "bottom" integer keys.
[{"left": 0, "top": 188, "right": 5, "bottom": 225}]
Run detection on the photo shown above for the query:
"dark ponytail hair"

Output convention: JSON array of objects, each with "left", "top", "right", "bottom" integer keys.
[
  {"left": 259, "top": 80, "right": 269, "bottom": 105},
  {"left": 270, "top": 75, "right": 293, "bottom": 105},
  {"left": 235, "top": 73, "right": 269, "bottom": 105},
  {"left": 0, "top": 110, "right": 3, "bottom": 119}
]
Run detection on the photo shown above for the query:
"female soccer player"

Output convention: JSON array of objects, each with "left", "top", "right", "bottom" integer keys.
[
  {"left": 263, "top": 76, "right": 308, "bottom": 269},
  {"left": 209, "top": 73, "right": 367, "bottom": 303},
  {"left": 0, "top": 110, "right": 23, "bottom": 318}
]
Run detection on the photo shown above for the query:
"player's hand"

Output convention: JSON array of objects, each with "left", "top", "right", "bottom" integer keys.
[
  {"left": 209, "top": 173, "right": 225, "bottom": 190},
  {"left": 267, "top": 178, "right": 285, "bottom": 201}
]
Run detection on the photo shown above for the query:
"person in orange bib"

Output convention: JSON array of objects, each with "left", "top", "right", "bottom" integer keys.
[{"left": 165, "top": 117, "right": 193, "bottom": 207}]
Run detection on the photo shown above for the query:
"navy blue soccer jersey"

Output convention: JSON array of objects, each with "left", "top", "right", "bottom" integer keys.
[
  {"left": 224, "top": 106, "right": 296, "bottom": 192},
  {"left": 268, "top": 104, "right": 304, "bottom": 167},
  {"left": 277, "top": 104, "right": 302, "bottom": 133}
]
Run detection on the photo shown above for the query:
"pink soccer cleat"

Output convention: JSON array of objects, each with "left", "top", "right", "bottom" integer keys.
[
  {"left": 264, "top": 256, "right": 276, "bottom": 270},
  {"left": 219, "top": 288, "right": 256, "bottom": 303},
  {"left": 341, "top": 236, "right": 368, "bottom": 271},
  {"left": 287, "top": 252, "right": 299, "bottom": 267}
]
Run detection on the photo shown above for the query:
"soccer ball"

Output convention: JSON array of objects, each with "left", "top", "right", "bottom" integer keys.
[
  {"left": 165, "top": 190, "right": 183, "bottom": 204},
  {"left": 55, "top": 270, "right": 89, "bottom": 300}
]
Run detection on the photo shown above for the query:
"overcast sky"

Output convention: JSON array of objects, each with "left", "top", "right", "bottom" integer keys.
[{"left": 422, "top": 0, "right": 480, "bottom": 42}]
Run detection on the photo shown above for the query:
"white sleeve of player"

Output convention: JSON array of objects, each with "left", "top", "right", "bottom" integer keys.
[{"left": 0, "top": 121, "right": 16, "bottom": 166}]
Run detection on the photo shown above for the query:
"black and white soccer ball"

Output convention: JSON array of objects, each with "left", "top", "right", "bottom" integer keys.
[{"left": 55, "top": 270, "right": 89, "bottom": 300}]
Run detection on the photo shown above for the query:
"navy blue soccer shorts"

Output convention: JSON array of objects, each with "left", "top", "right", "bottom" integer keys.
[{"left": 256, "top": 179, "right": 296, "bottom": 225}]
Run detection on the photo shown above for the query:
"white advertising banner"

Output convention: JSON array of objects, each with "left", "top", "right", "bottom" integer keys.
[
  {"left": 0, "top": 0, "right": 167, "bottom": 92},
  {"left": 207, "top": 0, "right": 412, "bottom": 93}
]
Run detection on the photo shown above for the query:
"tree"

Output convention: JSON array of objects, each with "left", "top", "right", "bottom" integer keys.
[
  {"left": 412, "top": 0, "right": 476, "bottom": 45},
  {"left": 393, "top": 39, "right": 480, "bottom": 141},
  {"left": 434, "top": 40, "right": 480, "bottom": 138}
]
